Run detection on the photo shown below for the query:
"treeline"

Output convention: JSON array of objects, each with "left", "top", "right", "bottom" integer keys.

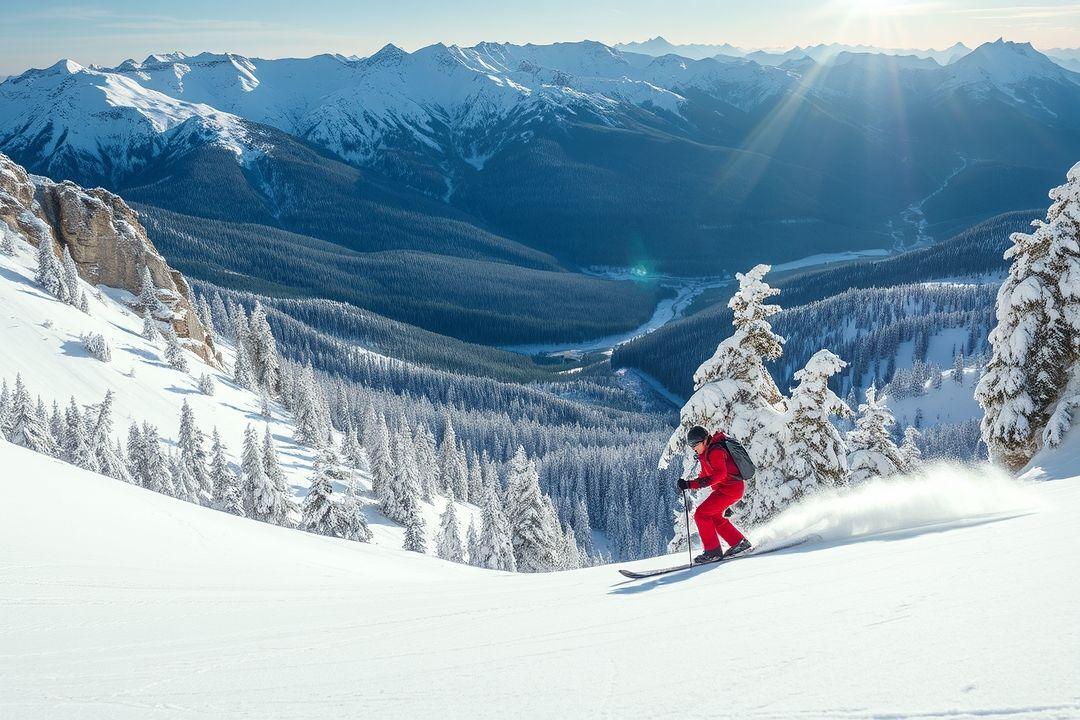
[{"left": 197, "top": 281, "right": 683, "bottom": 562}]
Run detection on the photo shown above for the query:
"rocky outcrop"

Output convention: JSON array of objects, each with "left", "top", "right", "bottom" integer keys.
[{"left": 0, "top": 153, "right": 219, "bottom": 366}]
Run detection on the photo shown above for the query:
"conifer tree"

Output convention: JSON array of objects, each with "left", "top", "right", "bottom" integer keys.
[
  {"left": 342, "top": 472, "right": 373, "bottom": 542},
  {"left": 369, "top": 414, "right": 393, "bottom": 497},
  {"left": 138, "top": 266, "right": 169, "bottom": 320},
  {"left": 262, "top": 425, "right": 297, "bottom": 525},
  {"left": 300, "top": 459, "right": 346, "bottom": 538},
  {"left": 208, "top": 429, "right": 245, "bottom": 516},
  {"left": 401, "top": 493, "right": 427, "bottom": 554},
  {"left": 412, "top": 423, "right": 438, "bottom": 501},
  {"left": 504, "top": 447, "right": 560, "bottom": 573},
  {"left": 126, "top": 421, "right": 146, "bottom": 486},
  {"left": 49, "top": 400, "right": 65, "bottom": 454},
  {"left": 775, "top": 350, "right": 853, "bottom": 509},
  {"left": 0, "top": 379, "right": 11, "bottom": 435},
  {"left": 438, "top": 418, "right": 468, "bottom": 501},
  {"left": 660, "top": 264, "right": 787, "bottom": 525},
  {"left": 241, "top": 424, "right": 278, "bottom": 523},
  {"left": 465, "top": 519, "right": 482, "bottom": 566},
  {"left": 4, "top": 376, "right": 55, "bottom": 454},
  {"left": 163, "top": 326, "right": 189, "bottom": 372},
  {"left": 63, "top": 397, "right": 99, "bottom": 472},
  {"left": 141, "top": 423, "right": 174, "bottom": 496},
  {"left": 435, "top": 501, "right": 465, "bottom": 562},
  {"left": 233, "top": 340, "right": 254, "bottom": 390},
  {"left": 247, "top": 301, "right": 281, "bottom": 395},
  {"left": 383, "top": 431, "right": 421, "bottom": 523},
  {"left": 196, "top": 294, "right": 216, "bottom": 340},
  {"left": 0, "top": 225, "right": 16, "bottom": 255},
  {"left": 35, "top": 235, "right": 67, "bottom": 301},
  {"left": 61, "top": 244, "right": 79, "bottom": 305},
  {"left": 900, "top": 426, "right": 923, "bottom": 469},
  {"left": 198, "top": 373, "right": 215, "bottom": 396},
  {"left": 169, "top": 449, "right": 200, "bottom": 503},
  {"left": 978, "top": 161, "right": 1080, "bottom": 469},
  {"left": 466, "top": 450, "right": 484, "bottom": 505},
  {"left": 142, "top": 306, "right": 160, "bottom": 342},
  {"left": 571, "top": 497, "right": 594, "bottom": 557},
  {"left": 90, "top": 391, "right": 129, "bottom": 481},
  {"left": 847, "top": 385, "right": 907, "bottom": 484},
  {"left": 178, "top": 401, "right": 211, "bottom": 505},
  {"left": 476, "top": 481, "right": 516, "bottom": 571}
]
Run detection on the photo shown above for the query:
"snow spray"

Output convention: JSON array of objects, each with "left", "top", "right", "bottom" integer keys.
[{"left": 750, "top": 462, "right": 1039, "bottom": 551}]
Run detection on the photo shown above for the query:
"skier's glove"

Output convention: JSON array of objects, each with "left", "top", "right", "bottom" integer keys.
[{"left": 676, "top": 479, "right": 691, "bottom": 491}]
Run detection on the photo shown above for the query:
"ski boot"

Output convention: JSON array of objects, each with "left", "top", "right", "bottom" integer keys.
[
  {"left": 692, "top": 547, "right": 725, "bottom": 565},
  {"left": 724, "top": 539, "right": 753, "bottom": 559}
]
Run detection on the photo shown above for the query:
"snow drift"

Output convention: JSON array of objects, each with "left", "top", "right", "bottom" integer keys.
[{"left": 751, "top": 462, "right": 1037, "bottom": 551}]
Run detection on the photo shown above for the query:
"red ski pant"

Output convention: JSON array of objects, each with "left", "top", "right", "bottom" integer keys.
[{"left": 694, "top": 480, "right": 746, "bottom": 552}]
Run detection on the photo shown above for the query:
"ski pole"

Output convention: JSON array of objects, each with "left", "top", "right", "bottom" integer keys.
[{"left": 682, "top": 488, "right": 692, "bottom": 566}]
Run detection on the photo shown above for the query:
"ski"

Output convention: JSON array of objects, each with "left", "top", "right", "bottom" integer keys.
[{"left": 618, "top": 533, "right": 823, "bottom": 580}]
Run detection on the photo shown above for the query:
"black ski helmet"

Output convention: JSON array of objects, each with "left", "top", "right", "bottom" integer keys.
[{"left": 686, "top": 426, "right": 709, "bottom": 446}]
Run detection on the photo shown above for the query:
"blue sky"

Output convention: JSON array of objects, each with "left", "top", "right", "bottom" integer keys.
[{"left": 2, "top": 0, "right": 1079, "bottom": 75}]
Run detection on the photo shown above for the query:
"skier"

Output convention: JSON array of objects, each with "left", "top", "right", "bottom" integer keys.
[{"left": 676, "top": 425, "right": 752, "bottom": 564}]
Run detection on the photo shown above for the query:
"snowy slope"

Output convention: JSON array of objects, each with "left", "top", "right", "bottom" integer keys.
[
  {"left": 2, "top": 436, "right": 1075, "bottom": 718},
  {"left": 0, "top": 230, "right": 475, "bottom": 549}
]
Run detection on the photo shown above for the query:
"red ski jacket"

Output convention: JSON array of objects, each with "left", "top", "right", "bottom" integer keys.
[{"left": 688, "top": 432, "right": 741, "bottom": 490}]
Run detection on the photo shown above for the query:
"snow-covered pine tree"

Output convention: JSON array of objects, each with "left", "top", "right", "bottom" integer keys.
[
  {"left": 262, "top": 425, "right": 297, "bottom": 526},
  {"left": 383, "top": 431, "right": 421, "bottom": 524},
  {"left": 773, "top": 350, "right": 853, "bottom": 510},
  {"left": 178, "top": 401, "right": 211, "bottom": 505},
  {"left": 900, "top": 426, "right": 923, "bottom": 469},
  {"left": 978, "top": 161, "right": 1080, "bottom": 469},
  {"left": 300, "top": 459, "right": 347, "bottom": 538},
  {"left": 465, "top": 519, "right": 481, "bottom": 566},
  {"left": 141, "top": 423, "right": 174, "bottom": 496},
  {"left": 466, "top": 450, "right": 484, "bottom": 506},
  {"left": 659, "top": 264, "right": 787, "bottom": 526},
  {"left": 401, "top": 493, "right": 428, "bottom": 553},
  {"left": 435, "top": 501, "right": 465, "bottom": 562},
  {"left": 3, "top": 376, "right": 55, "bottom": 454},
  {"left": 952, "top": 353, "right": 965, "bottom": 385},
  {"left": 342, "top": 472, "right": 372, "bottom": 543},
  {"left": 0, "top": 224, "right": 16, "bottom": 255},
  {"left": 571, "top": 497, "right": 594, "bottom": 557},
  {"left": 412, "top": 423, "right": 438, "bottom": 501},
  {"left": 163, "top": 326, "right": 189, "bottom": 372},
  {"left": 208, "top": 429, "right": 245, "bottom": 516},
  {"left": 138, "top": 266, "right": 169, "bottom": 320},
  {"left": 504, "top": 447, "right": 561, "bottom": 573},
  {"left": 126, "top": 422, "right": 146, "bottom": 486},
  {"left": 477, "top": 482, "right": 516, "bottom": 571},
  {"left": 667, "top": 490, "right": 698, "bottom": 554},
  {"left": 847, "top": 385, "right": 908, "bottom": 483},
  {"left": 247, "top": 301, "right": 281, "bottom": 395},
  {"left": 90, "top": 391, "right": 129, "bottom": 481},
  {"left": 559, "top": 527, "right": 584, "bottom": 570},
  {"left": 35, "top": 235, "right": 67, "bottom": 301},
  {"left": 62, "top": 397, "right": 99, "bottom": 472},
  {"left": 141, "top": 307, "right": 160, "bottom": 342},
  {"left": 0, "top": 379, "right": 11, "bottom": 436},
  {"left": 169, "top": 449, "right": 200, "bottom": 503},
  {"left": 438, "top": 418, "right": 468, "bottom": 501},
  {"left": 240, "top": 424, "right": 278, "bottom": 523},
  {"left": 369, "top": 414, "right": 393, "bottom": 497},
  {"left": 60, "top": 244, "right": 79, "bottom": 305},
  {"left": 233, "top": 340, "right": 254, "bottom": 390},
  {"left": 292, "top": 363, "right": 327, "bottom": 447},
  {"left": 196, "top": 294, "right": 216, "bottom": 340},
  {"left": 197, "top": 373, "right": 215, "bottom": 396},
  {"left": 83, "top": 332, "right": 111, "bottom": 362}
]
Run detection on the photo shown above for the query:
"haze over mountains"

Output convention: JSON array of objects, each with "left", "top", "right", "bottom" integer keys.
[{"left": 1, "top": 37, "right": 1078, "bottom": 344}]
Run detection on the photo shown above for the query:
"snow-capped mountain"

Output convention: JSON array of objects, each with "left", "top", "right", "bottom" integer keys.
[
  {"left": 940, "top": 40, "right": 1080, "bottom": 115},
  {"left": 0, "top": 59, "right": 262, "bottom": 183},
  {"left": 614, "top": 36, "right": 749, "bottom": 60}
]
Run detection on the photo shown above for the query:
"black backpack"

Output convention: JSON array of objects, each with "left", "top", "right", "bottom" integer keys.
[{"left": 710, "top": 437, "right": 757, "bottom": 481}]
